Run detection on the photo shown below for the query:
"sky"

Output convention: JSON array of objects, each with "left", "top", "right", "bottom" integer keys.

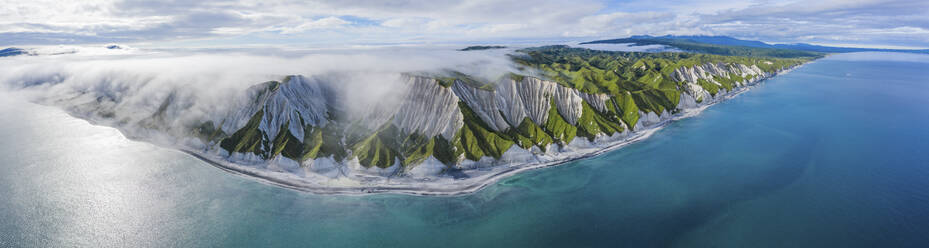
[{"left": 1, "top": 0, "right": 927, "bottom": 49}]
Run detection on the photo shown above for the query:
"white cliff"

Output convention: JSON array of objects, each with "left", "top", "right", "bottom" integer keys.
[
  {"left": 153, "top": 62, "right": 801, "bottom": 195},
  {"left": 453, "top": 77, "right": 587, "bottom": 130},
  {"left": 677, "top": 92, "right": 698, "bottom": 109},
  {"left": 671, "top": 62, "right": 766, "bottom": 103},
  {"left": 5, "top": 43, "right": 808, "bottom": 195},
  {"left": 553, "top": 86, "right": 584, "bottom": 125},
  {"left": 392, "top": 76, "right": 464, "bottom": 139},
  {"left": 495, "top": 77, "right": 556, "bottom": 127},
  {"left": 451, "top": 81, "right": 511, "bottom": 131},
  {"left": 220, "top": 75, "right": 331, "bottom": 142},
  {"left": 579, "top": 92, "right": 610, "bottom": 113}
]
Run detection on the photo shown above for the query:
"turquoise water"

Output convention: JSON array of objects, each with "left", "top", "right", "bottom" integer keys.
[{"left": 1, "top": 52, "right": 928, "bottom": 247}]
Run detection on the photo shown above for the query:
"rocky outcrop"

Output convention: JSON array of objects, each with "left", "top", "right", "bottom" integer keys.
[
  {"left": 579, "top": 92, "right": 610, "bottom": 113},
  {"left": 671, "top": 62, "right": 766, "bottom": 84},
  {"left": 635, "top": 110, "right": 669, "bottom": 129},
  {"left": 670, "top": 62, "right": 767, "bottom": 102},
  {"left": 677, "top": 92, "right": 698, "bottom": 109},
  {"left": 495, "top": 77, "right": 556, "bottom": 127},
  {"left": 451, "top": 81, "right": 511, "bottom": 131},
  {"left": 392, "top": 76, "right": 463, "bottom": 139},
  {"left": 220, "top": 75, "right": 331, "bottom": 142},
  {"left": 453, "top": 77, "right": 588, "bottom": 130},
  {"left": 682, "top": 82, "right": 712, "bottom": 103},
  {"left": 553, "top": 86, "right": 583, "bottom": 125}
]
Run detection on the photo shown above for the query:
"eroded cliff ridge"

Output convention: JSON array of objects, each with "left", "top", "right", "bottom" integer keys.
[
  {"left": 44, "top": 46, "right": 813, "bottom": 193},
  {"left": 198, "top": 46, "right": 808, "bottom": 173}
]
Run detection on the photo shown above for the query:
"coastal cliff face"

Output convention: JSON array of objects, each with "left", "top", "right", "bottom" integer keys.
[
  {"left": 452, "top": 77, "right": 585, "bottom": 130},
  {"left": 203, "top": 62, "right": 798, "bottom": 178},
  {"left": 670, "top": 62, "right": 768, "bottom": 103},
  {"left": 392, "top": 77, "right": 463, "bottom": 140},
  {"left": 25, "top": 46, "right": 810, "bottom": 189}
]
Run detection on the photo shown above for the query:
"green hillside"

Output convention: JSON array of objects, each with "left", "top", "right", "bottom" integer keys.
[{"left": 214, "top": 46, "right": 814, "bottom": 170}]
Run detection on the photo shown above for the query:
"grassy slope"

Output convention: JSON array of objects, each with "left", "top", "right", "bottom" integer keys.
[
  {"left": 511, "top": 46, "right": 810, "bottom": 113},
  {"left": 214, "top": 46, "right": 814, "bottom": 169}
]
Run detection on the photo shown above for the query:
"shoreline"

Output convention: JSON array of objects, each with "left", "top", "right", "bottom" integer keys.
[
  {"left": 180, "top": 64, "right": 804, "bottom": 196},
  {"left": 182, "top": 121, "right": 665, "bottom": 196}
]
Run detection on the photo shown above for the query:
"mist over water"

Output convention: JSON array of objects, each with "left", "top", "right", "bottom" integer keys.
[
  {"left": 1, "top": 52, "right": 928, "bottom": 247},
  {"left": 0, "top": 45, "right": 522, "bottom": 144}
]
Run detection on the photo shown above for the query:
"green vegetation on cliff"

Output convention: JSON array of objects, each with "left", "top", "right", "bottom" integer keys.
[
  {"left": 511, "top": 46, "right": 809, "bottom": 113},
  {"left": 213, "top": 46, "right": 814, "bottom": 171},
  {"left": 615, "top": 92, "right": 640, "bottom": 130},
  {"left": 219, "top": 109, "right": 268, "bottom": 158},
  {"left": 543, "top": 99, "right": 578, "bottom": 144},
  {"left": 576, "top": 102, "right": 624, "bottom": 140},
  {"left": 457, "top": 102, "right": 515, "bottom": 160}
]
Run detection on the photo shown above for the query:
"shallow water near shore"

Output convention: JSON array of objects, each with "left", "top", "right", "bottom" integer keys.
[{"left": 2, "top": 52, "right": 929, "bottom": 247}]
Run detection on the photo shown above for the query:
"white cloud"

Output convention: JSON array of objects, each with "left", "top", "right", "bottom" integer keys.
[
  {"left": 0, "top": 45, "right": 524, "bottom": 140},
  {"left": 381, "top": 18, "right": 427, "bottom": 28},
  {"left": 0, "top": 0, "right": 927, "bottom": 48},
  {"left": 278, "top": 17, "right": 351, "bottom": 34},
  {"left": 565, "top": 11, "right": 685, "bottom": 37},
  {"left": 474, "top": 24, "right": 526, "bottom": 34}
]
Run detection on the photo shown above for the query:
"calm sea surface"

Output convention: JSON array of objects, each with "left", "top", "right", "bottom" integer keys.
[{"left": 1, "top": 52, "right": 928, "bottom": 247}]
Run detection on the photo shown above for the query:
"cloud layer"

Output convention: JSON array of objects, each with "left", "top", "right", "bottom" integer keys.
[
  {"left": 0, "top": 46, "right": 521, "bottom": 141},
  {"left": 0, "top": 0, "right": 927, "bottom": 48}
]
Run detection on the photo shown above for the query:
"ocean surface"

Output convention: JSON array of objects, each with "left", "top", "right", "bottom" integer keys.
[{"left": 1, "top": 52, "right": 928, "bottom": 247}]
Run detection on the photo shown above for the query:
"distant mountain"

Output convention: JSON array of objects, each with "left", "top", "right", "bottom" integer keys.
[
  {"left": 0, "top": 47, "right": 80, "bottom": 57},
  {"left": 582, "top": 36, "right": 822, "bottom": 58},
  {"left": 0, "top": 47, "right": 32, "bottom": 57},
  {"left": 643, "top": 35, "right": 772, "bottom": 48},
  {"left": 459, "top": 45, "right": 506, "bottom": 51},
  {"left": 586, "top": 35, "right": 929, "bottom": 55}
]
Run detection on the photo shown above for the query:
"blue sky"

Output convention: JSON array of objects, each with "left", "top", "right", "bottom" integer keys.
[{"left": 1, "top": 0, "right": 927, "bottom": 49}]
